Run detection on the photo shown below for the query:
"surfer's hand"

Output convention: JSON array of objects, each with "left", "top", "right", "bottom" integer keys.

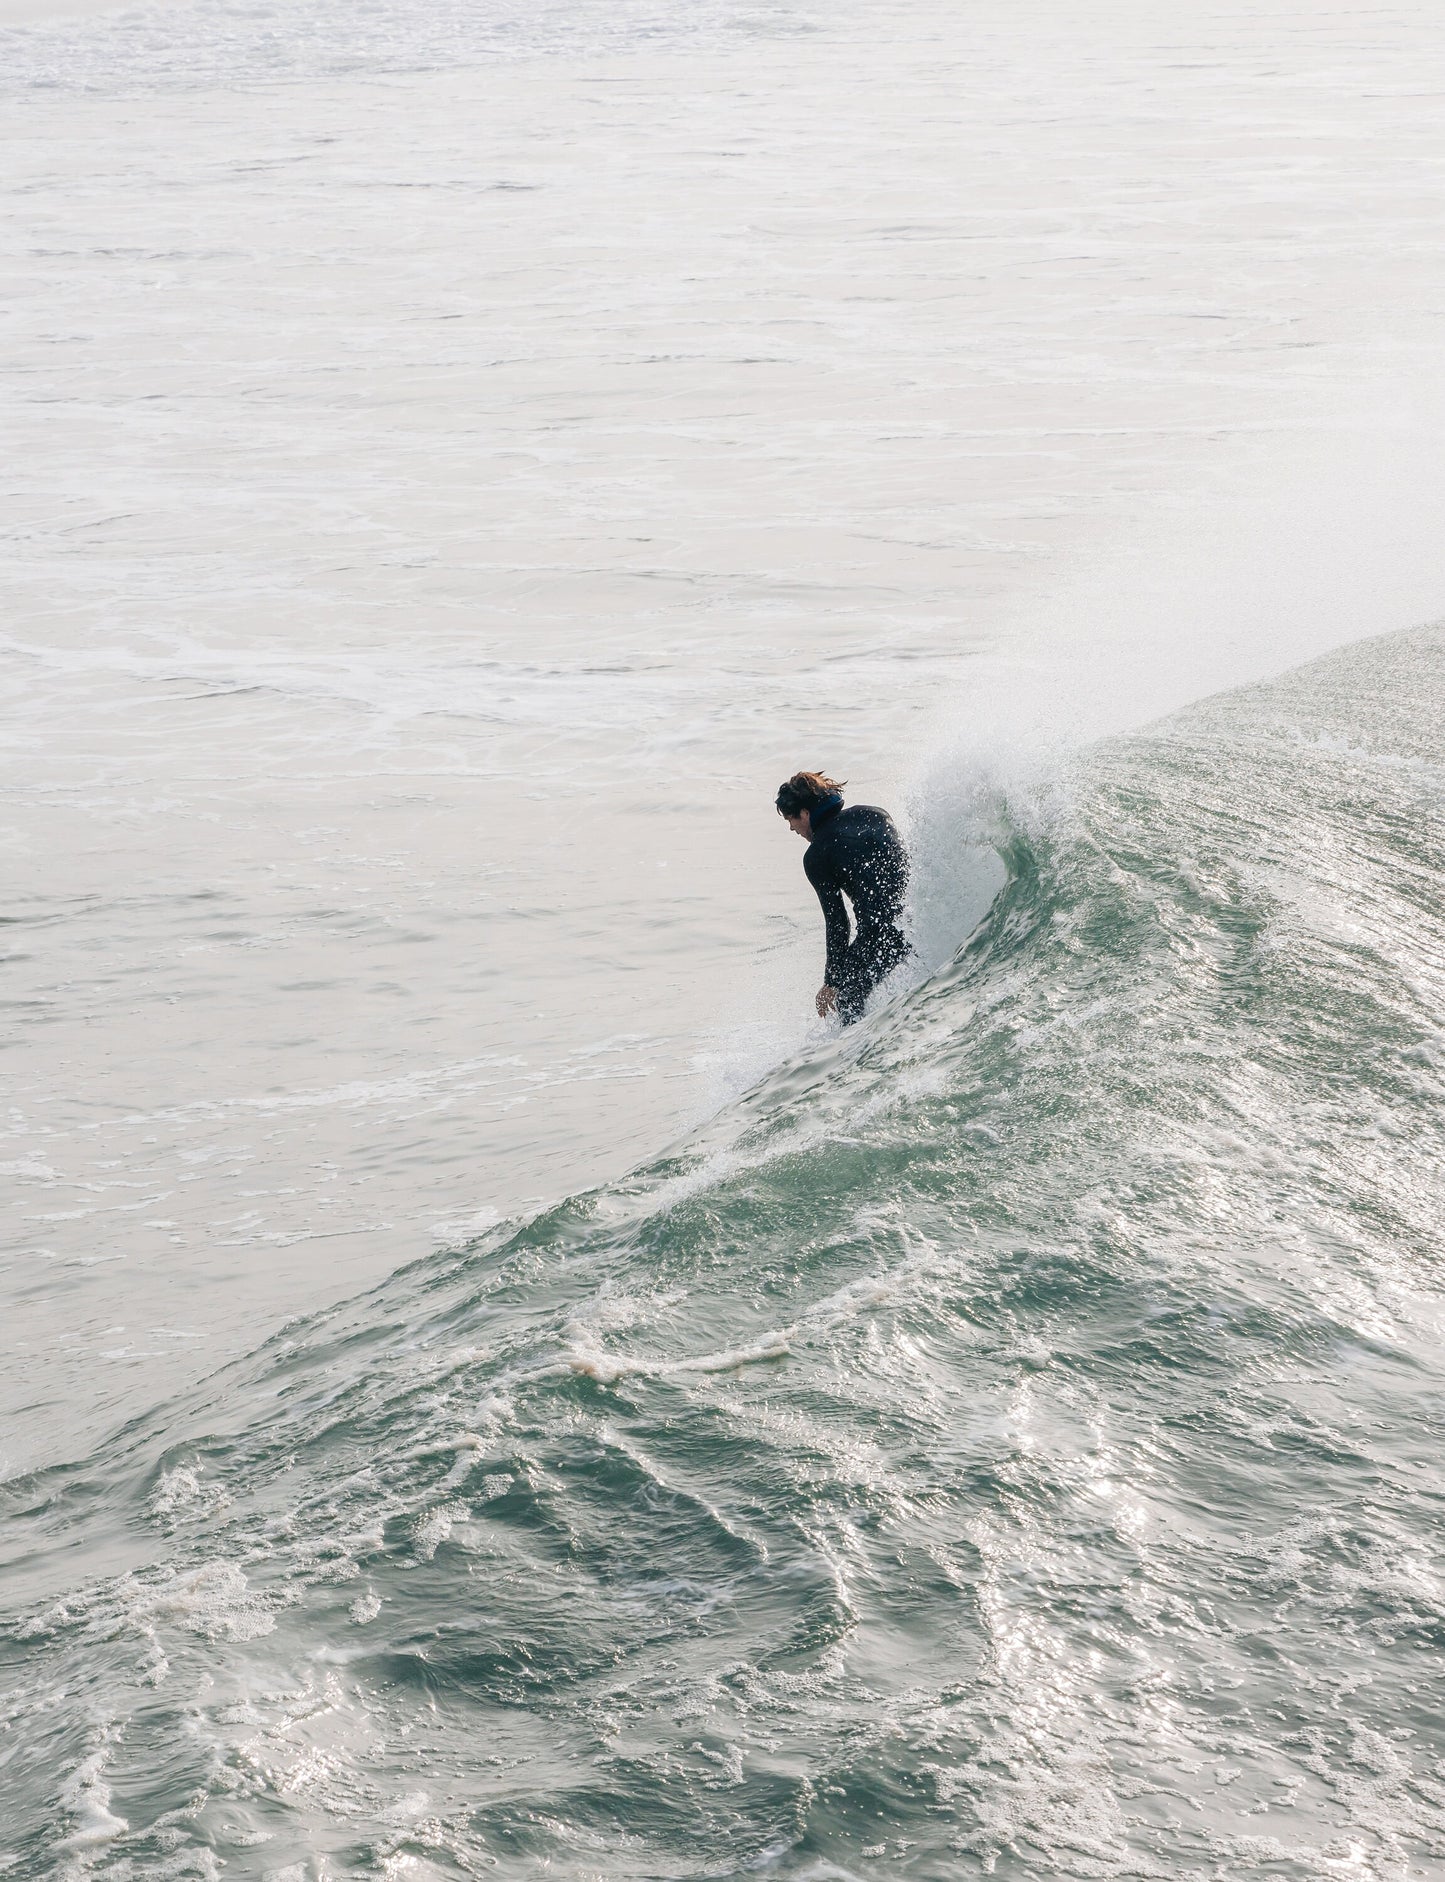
[{"left": 816, "top": 984, "right": 838, "bottom": 1017}]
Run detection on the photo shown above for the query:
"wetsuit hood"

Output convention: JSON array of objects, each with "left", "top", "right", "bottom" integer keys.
[{"left": 809, "top": 793, "right": 844, "bottom": 835}]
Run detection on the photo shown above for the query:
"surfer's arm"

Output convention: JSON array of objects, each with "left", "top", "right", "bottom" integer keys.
[
  {"left": 804, "top": 841, "right": 851, "bottom": 1018},
  {"left": 810, "top": 876, "right": 852, "bottom": 987}
]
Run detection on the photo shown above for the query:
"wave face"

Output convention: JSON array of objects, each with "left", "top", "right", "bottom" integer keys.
[{"left": 6, "top": 625, "right": 1445, "bottom": 1878}]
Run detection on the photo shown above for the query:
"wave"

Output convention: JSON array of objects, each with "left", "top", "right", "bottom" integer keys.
[{"left": 4, "top": 624, "right": 1444, "bottom": 1877}]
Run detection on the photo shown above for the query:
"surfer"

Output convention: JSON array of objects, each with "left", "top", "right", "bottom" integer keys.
[{"left": 776, "top": 770, "right": 910, "bottom": 1023}]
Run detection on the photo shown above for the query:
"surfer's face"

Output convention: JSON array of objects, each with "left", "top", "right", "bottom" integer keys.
[{"left": 782, "top": 809, "right": 812, "bottom": 839}]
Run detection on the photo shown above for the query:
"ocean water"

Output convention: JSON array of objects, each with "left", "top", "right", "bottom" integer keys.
[
  {"left": 6, "top": 626, "right": 1445, "bottom": 1877},
  {"left": 3, "top": 0, "right": 1445, "bottom": 1874}
]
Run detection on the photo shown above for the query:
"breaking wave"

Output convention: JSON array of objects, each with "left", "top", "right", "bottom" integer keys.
[{"left": 4, "top": 624, "right": 1444, "bottom": 1878}]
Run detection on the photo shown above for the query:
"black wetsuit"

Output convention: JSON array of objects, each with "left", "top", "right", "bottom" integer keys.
[{"left": 803, "top": 800, "right": 910, "bottom": 1023}]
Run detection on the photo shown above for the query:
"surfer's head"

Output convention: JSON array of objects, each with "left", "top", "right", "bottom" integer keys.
[{"left": 776, "top": 771, "right": 845, "bottom": 838}]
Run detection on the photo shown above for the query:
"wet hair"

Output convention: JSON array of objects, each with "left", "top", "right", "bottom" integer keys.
[{"left": 775, "top": 771, "right": 846, "bottom": 818}]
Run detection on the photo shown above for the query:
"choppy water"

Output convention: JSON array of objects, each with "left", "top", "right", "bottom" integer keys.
[
  {"left": 6, "top": 626, "right": 1445, "bottom": 1877},
  {"left": 5, "top": 0, "right": 1445, "bottom": 1872}
]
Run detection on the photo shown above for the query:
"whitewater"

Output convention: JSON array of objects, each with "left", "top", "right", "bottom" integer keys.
[{"left": 3, "top": 0, "right": 1445, "bottom": 1875}]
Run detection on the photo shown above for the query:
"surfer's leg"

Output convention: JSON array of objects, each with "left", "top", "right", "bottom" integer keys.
[
  {"left": 835, "top": 947, "right": 873, "bottom": 1025},
  {"left": 838, "top": 930, "right": 909, "bottom": 1024}
]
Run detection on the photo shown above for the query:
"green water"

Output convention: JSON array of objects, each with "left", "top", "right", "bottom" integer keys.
[{"left": 5, "top": 627, "right": 1443, "bottom": 1877}]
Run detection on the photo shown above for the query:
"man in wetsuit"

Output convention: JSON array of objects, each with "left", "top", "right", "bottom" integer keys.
[{"left": 776, "top": 770, "right": 910, "bottom": 1024}]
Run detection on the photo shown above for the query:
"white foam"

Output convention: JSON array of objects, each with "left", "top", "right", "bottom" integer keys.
[
  {"left": 0, "top": 1158, "right": 60, "bottom": 1181},
  {"left": 57, "top": 1750, "right": 128, "bottom": 1851},
  {"left": 566, "top": 1332, "right": 792, "bottom": 1385},
  {"left": 123, "top": 1560, "right": 276, "bottom": 1643},
  {"left": 380, "top": 1791, "right": 431, "bottom": 1825},
  {"left": 148, "top": 1463, "right": 231, "bottom": 1521},
  {"left": 410, "top": 1503, "right": 470, "bottom": 1562},
  {"left": 393, "top": 1430, "right": 485, "bottom": 1464}
]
